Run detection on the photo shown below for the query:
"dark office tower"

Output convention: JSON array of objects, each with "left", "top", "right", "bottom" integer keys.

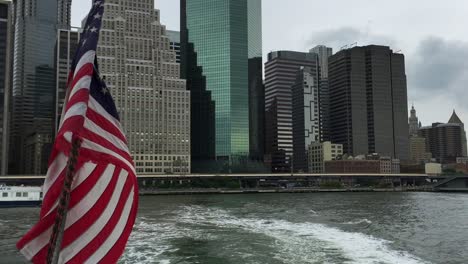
[
  {"left": 180, "top": 0, "right": 216, "bottom": 172},
  {"left": 248, "top": 0, "right": 264, "bottom": 165},
  {"left": 0, "top": 0, "right": 12, "bottom": 175},
  {"left": 310, "top": 45, "right": 332, "bottom": 142},
  {"left": 328, "top": 45, "right": 409, "bottom": 160},
  {"left": 183, "top": 0, "right": 261, "bottom": 170},
  {"left": 265, "top": 51, "right": 318, "bottom": 172},
  {"left": 419, "top": 111, "right": 468, "bottom": 163},
  {"left": 54, "top": 29, "right": 79, "bottom": 133},
  {"left": 10, "top": 0, "right": 68, "bottom": 175},
  {"left": 292, "top": 66, "right": 320, "bottom": 172}
]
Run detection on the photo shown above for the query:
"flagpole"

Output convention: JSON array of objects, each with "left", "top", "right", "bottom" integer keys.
[{"left": 46, "top": 137, "right": 82, "bottom": 264}]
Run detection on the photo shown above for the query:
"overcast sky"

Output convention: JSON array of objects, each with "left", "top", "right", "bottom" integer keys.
[{"left": 72, "top": 0, "right": 468, "bottom": 126}]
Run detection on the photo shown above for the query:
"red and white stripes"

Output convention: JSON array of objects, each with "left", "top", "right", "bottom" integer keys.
[{"left": 17, "top": 24, "right": 138, "bottom": 264}]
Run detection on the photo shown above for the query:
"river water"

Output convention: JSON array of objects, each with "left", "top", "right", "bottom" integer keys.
[{"left": 0, "top": 192, "right": 467, "bottom": 263}]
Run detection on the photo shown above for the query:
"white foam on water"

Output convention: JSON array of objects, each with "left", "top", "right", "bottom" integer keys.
[
  {"left": 178, "top": 206, "right": 430, "bottom": 264},
  {"left": 344, "top": 219, "right": 373, "bottom": 225}
]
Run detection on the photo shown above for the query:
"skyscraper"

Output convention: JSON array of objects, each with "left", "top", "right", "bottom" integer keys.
[
  {"left": 167, "top": 30, "right": 181, "bottom": 64},
  {"left": 328, "top": 45, "right": 409, "bottom": 160},
  {"left": 182, "top": 0, "right": 261, "bottom": 168},
  {"left": 292, "top": 66, "right": 320, "bottom": 172},
  {"left": 0, "top": 0, "right": 12, "bottom": 175},
  {"left": 248, "top": 0, "right": 264, "bottom": 165},
  {"left": 310, "top": 45, "right": 333, "bottom": 142},
  {"left": 180, "top": 0, "right": 215, "bottom": 172},
  {"left": 409, "top": 105, "right": 420, "bottom": 136},
  {"left": 98, "top": 0, "right": 190, "bottom": 174},
  {"left": 54, "top": 28, "right": 79, "bottom": 133},
  {"left": 265, "top": 51, "right": 318, "bottom": 172},
  {"left": 419, "top": 111, "right": 467, "bottom": 163},
  {"left": 10, "top": 0, "right": 71, "bottom": 174}
]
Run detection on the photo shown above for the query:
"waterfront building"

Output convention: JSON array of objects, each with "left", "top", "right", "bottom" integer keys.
[
  {"left": 10, "top": 0, "right": 71, "bottom": 174},
  {"left": 409, "top": 136, "right": 432, "bottom": 164},
  {"left": 54, "top": 28, "right": 79, "bottom": 133},
  {"left": 308, "top": 141, "right": 343, "bottom": 173},
  {"left": 0, "top": 0, "right": 12, "bottom": 175},
  {"left": 292, "top": 66, "right": 320, "bottom": 172},
  {"left": 98, "top": 0, "right": 190, "bottom": 174},
  {"left": 265, "top": 51, "right": 318, "bottom": 172},
  {"left": 310, "top": 45, "right": 333, "bottom": 142},
  {"left": 182, "top": 0, "right": 262, "bottom": 169},
  {"left": 409, "top": 105, "right": 420, "bottom": 136},
  {"left": 380, "top": 157, "right": 401, "bottom": 174},
  {"left": 167, "top": 30, "right": 181, "bottom": 64},
  {"left": 328, "top": 45, "right": 409, "bottom": 160},
  {"left": 325, "top": 159, "right": 381, "bottom": 174},
  {"left": 418, "top": 111, "right": 467, "bottom": 164}
]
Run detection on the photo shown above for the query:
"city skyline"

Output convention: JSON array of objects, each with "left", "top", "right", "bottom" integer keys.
[{"left": 71, "top": 0, "right": 468, "bottom": 126}]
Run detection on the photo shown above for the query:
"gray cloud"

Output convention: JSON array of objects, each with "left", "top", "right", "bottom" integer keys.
[
  {"left": 306, "top": 27, "right": 398, "bottom": 51},
  {"left": 408, "top": 37, "right": 468, "bottom": 98}
]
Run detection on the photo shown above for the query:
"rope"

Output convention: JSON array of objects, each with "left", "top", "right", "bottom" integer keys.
[{"left": 46, "top": 137, "right": 82, "bottom": 264}]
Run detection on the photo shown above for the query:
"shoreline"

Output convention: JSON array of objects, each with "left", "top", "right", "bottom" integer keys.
[{"left": 139, "top": 187, "right": 436, "bottom": 196}]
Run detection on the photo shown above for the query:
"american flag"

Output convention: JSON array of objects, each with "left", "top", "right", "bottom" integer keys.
[{"left": 17, "top": 0, "right": 138, "bottom": 263}]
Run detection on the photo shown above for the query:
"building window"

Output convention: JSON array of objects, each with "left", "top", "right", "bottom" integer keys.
[
  {"left": 2, "top": 193, "right": 7, "bottom": 197},
  {"left": 23, "top": 192, "right": 28, "bottom": 197},
  {"left": 16, "top": 192, "right": 21, "bottom": 197}
]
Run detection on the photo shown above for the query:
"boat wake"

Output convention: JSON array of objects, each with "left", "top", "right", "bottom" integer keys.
[{"left": 122, "top": 206, "right": 430, "bottom": 264}]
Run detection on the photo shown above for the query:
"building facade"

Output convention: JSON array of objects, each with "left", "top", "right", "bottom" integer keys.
[
  {"left": 310, "top": 45, "right": 332, "bottom": 142},
  {"left": 419, "top": 111, "right": 467, "bottom": 164},
  {"left": 380, "top": 157, "right": 401, "bottom": 174},
  {"left": 10, "top": 0, "right": 70, "bottom": 174},
  {"left": 409, "top": 105, "right": 420, "bottom": 136},
  {"left": 180, "top": 0, "right": 215, "bottom": 172},
  {"left": 328, "top": 45, "right": 409, "bottom": 160},
  {"left": 0, "top": 0, "right": 12, "bottom": 175},
  {"left": 182, "top": 0, "right": 261, "bottom": 168},
  {"left": 325, "top": 160, "right": 381, "bottom": 174},
  {"left": 167, "top": 30, "right": 181, "bottom": 64},
  {"left": 292, "top": 66, "right": 320, "bottom": 172},
  {"left": 409, "top": 136, "right": 432, "bottom": 164},
  {"left": 308, "top": 141, "right": 343, "bottom": 173},
  {"left": 265, "top": 51, "right": 318, "bottom": 172},
  {"left": 247, "top": 0, "right": 264, "bottom": 165},
  {"left": 98, "top": 0, "right": 190, "bottom": 174},
  {"left": 54, "top": 28, "right": 79, "bottom": 133}
]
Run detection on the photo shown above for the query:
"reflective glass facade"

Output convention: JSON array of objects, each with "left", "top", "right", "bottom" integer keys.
[
  {"left": 10, "top": 0, "right": 68, "bottom": 174},
  {"left": 185, "top": 0, "right": 259, "bottom": 160},
  {"left": 0, "top": 0, "right": 11, "bottom": 175}
]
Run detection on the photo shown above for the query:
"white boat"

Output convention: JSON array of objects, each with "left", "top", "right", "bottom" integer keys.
[{"left": 0, "top": 185, "right": 43, "bottom": 208}]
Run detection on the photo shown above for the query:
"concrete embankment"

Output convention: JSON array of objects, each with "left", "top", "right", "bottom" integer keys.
[{"left": 139, "top": 187, "right": 434, "bottom": 196}]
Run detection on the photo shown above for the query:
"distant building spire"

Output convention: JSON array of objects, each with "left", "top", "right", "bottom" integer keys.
[
  {"left": 409, "top": 104, "right": 419, "bottom": 136},
  {"left": 448, "top": 110, "right": 463, "bottom": 124}
]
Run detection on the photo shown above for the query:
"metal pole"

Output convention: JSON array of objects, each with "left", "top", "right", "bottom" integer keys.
[{"left": 46, "top": 138, "right": 82, "bottom": 264}]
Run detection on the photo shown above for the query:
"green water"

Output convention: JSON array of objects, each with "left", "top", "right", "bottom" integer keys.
[{"left": 1, "top": 192, "right": 467, "bottom": 263}]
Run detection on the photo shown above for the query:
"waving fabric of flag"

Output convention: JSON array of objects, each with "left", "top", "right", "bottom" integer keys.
[{"left": 16, "top": 0, "right": 139, "bottom": 263}]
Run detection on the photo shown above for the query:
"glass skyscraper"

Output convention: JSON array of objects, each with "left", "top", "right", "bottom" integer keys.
[
  {"left": 10, "top": 0, "right": 70, "bottom": 174},
  {"left": 0, "top": 0, "right": 12, "bottom": 175},
  {"left": 182, "top": 0, "right": 262, "bottom": 164}
]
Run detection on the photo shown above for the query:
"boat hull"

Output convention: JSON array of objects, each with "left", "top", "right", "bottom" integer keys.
[{"left": 0, "top": 200, "right": 41, "bottom": 208}]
